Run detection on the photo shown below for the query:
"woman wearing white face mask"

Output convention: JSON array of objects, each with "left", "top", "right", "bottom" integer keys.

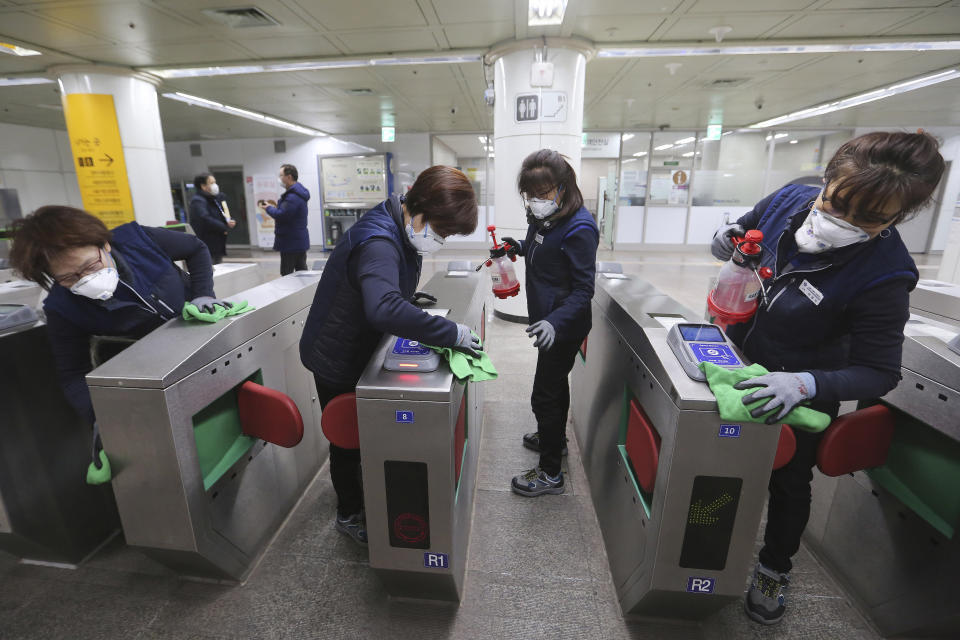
[
  {"left": 9, "top": 205, "right": 230, "bottom": 429},
  {"left": 189, "top": 173, "right": 235, "bottom": 265},
  {"left": 709, "top": 131, "right": 945, "bottom": 626},
  {"left": 298, "top": 166, "right": 479, "bottom": 545}
]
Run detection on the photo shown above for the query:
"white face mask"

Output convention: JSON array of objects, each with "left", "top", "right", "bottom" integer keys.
[
  {"left": 527, "top": 197, "right": 559, "bottom": 220},
  {"left": 406, "top": 221, "right": 445, "bottom": 254},
  {"left": 278, "top": 177, "right": 286, "bottom": 188},
  {"left": 70, "top": 266, "right": 119, "bottom": 300},
  {"left": 208, "top": 182, "right": 219, "bottom": 196},
  {"left": 795, "top": 206, "right": 870, "bottom": 254}
]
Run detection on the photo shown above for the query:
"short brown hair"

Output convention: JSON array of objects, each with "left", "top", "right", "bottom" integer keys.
[
  {"left": 9, "top": 206, "right": 112, "bottom": 289},
  {"left": 405, "top": 165, "right": 478, "bottom": 237},
  {"left": 281, "top": 164, "right": 298, "bottom": 181},
  {"left": 824, "top": 131, "right": 945, "bottom": 226},
  {"left": 517, "top": 149, "right": 584, "bottom": 220}
]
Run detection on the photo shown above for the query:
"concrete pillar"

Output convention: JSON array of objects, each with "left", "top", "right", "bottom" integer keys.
[
  {"left": 53, "top": 66, "right": 174, "bottom": 228},
  {"left": 489, "top": 39, "right": 592, "bottom": 321}
]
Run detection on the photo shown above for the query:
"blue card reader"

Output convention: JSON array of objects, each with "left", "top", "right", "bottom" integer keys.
[
  {"left": 666, "top": 323, "right": 744, "bottom": 381},
  {"left": 382, "top": 337, "right": 442, "bottom": 372}
]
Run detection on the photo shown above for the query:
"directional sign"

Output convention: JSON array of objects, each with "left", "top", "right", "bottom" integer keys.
[
  {"left": 63, "top": 94, "right": 135, "bottom": 228},
  {"left": 679, "top": 476, "right": 743, "bottom": 570}
]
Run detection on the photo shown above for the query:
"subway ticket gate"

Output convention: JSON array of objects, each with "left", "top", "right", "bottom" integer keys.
[
  {"left": 0, "top": 305, "right": 120, "bottom": 565},
  {"left": 570, "top": 270, "right": 782, "bottom": 618},
  {"left": 802, "top": 286, "right": 960, "bottom": 636},
  {"left": 211, "top": 262, "right": 263, "bottom": 298},
  {"left": 86, "top": 271, "right": 326, "bottom": 580},
  {"left": 355, "top": 271, "right": 485, "bottom": 602}
]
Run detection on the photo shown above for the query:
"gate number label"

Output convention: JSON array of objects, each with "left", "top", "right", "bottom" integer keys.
[
  {"left": 686, "top": 576, "right": 715, "bottom": 593},
  {"left": 718, "top": 424, "right": 741, "bottom": 438},
  {"left": 396, "top": 411, "right": 414, "bottom": 423},
  {"left": 424, "top": 552, "right": 448, "bottom": 569}
]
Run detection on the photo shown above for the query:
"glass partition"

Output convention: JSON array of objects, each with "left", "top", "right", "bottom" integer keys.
[
  {"left": 647, "top": 132, "right": 697, "bottom": 206},
  {"left": 692, "top": 130, "right": 767, "bottom": 207},
  {"left": 432, "top": 133, "right": 494, "bottom": 243},
  {"left": 767, "top": 129, "right": 852, "bottom": 192}
]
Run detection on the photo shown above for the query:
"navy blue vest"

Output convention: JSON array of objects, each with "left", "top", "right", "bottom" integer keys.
[
  {"left": 299, "top": 198, "right": 420, "bottom": 386},
  {"left": 43, "top": 222, "right": 190, "bottom": 337}
]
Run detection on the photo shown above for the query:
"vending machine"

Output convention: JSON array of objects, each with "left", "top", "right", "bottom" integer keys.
[{"left": 318, "top": 153, "right": 393, "bottom": 250}]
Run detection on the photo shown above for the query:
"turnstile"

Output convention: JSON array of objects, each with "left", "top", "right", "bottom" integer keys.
[
  {"left": 86, "top": 271, "right": 327, "bottom": 580},
  {"left": 803, "top": 284, "right": 960, "bottom": 637},
  {"left": 211, "top": 262, "right": 263, "bottom": 298},
  {"left": 355, "top": 271, "right": 486, "bottom": 602},
  {"left": 0, "top": 307, "right": 120, "bottom": 565},
  {"left": 570, "top": 271, "right": 782, "bottom": 618}
]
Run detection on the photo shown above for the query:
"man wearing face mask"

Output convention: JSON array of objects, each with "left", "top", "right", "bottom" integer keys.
[
  {"left": 189, "top": 173, "right": 236, "bottom": 265},
  {"left": 9, "top": 206, "right": 230, "bottom": 430},
  {"left": 299, "top": 166, "right": 479, "bottom": 545},
  {"left": 709, "top": 131, "right": 945, "bottom": 625},
  {"left": 258, "top": 163, "right": 310, "bottom": 276}
]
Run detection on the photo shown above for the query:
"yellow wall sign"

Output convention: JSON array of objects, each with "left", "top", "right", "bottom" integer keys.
[{"left": 64, "top": 94, "right": 135, "bottom": 228}]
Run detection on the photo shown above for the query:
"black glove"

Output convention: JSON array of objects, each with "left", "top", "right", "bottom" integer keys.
[
  {"left": 413, "top": 291, "right": 437, "bottom": 306},
  {"left": 490, "top": 237, "right": 520, "bottom": 260}
]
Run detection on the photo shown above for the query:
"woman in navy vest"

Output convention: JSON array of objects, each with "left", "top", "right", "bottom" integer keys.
[
  {"left": 709, "top": 131, "right": 945, "bottom": 625},
  {"left": 9, "top": 206, "right": 230, "bottom": 429},
  {"left": 495, "top": 149, "right": 599, "bottom": 498},
  {"left": 299, "top": 166, "right": 480, "bottom": 545}
]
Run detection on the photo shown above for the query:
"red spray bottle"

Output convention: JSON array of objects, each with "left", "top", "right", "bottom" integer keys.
[
  {"left": 706, "top": 230, "right": 772, "bottom": 330},
  {"left": 480, "top": 225, "right": 520, "bottom": 299}
]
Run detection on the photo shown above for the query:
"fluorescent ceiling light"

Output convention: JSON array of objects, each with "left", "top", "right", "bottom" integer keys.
[
  {"left": 0, "top": 42, "right": 42, "bottom": 56},
  {"left": 621, "top": 133, "right": 635, "bottom": 141},
  {"left": 765, "top": 135, "right": 773, "bottom": 141},
  {"left": 477, "top": 136, "right": 488, "bottom": 144},
  {"left": 148, "top": 52, "right": 482, "bottom": 79},
  {"left": 674, "top": 136, "right": 696, "bottom": 145},
  {"left": 162, "top": 92, "right": 327, "bottom": 137},
  {"left": 682, "top": 152, "right": 695, "bottom": 157},
  {"left": 774, "top": 133, "right": 789, "bottom": 139},
  {"left": 622, "top": 158, "right": 637, "bottom": 164},
  {"left": 789, "top": 139, "right": 799, "bottom": 144},
  {"left": 0, "top": 76, "right": 54, "bottom": 86},
  {"left": 749, "top": 67, "right": 959, "bottom": 128},
  {"left": 633, "top": 151, "right": 647, "bottom": 157},
  {"left": 597, "top": 39, "right": 960, "bottom": 59},
  {"left": 654, "top": 143, "right": 674, "bottom": 151},
  {"left": 529, "top": 0, "right": 568, "bottom": 26}
]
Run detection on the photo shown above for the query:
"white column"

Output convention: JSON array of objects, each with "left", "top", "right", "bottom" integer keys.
[
  {"left": 490, "top": 40, "right": 591, "bottom": 321},
  {"left": 54, "top": 66, "right": 174, "bottom": 228}
]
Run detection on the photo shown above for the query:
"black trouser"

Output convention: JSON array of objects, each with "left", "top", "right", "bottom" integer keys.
[
  {"left": 759, "top": 428, "right": 826, "bottom": 573},
  {"left": 280, "top": 251, "right": 308, "bottom": 276},
  {"left": 210, "top": 254, "right": 223, "bottom": 265},
  {"left": 313, "top": 376, "right": 363, "bottom": 518},
  {"left": 532, "top": 338, "right": 582, "bottom": 477}
]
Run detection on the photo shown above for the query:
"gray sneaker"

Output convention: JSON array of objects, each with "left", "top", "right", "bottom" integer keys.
[
  {"left": 521, "top": 431, "right": 568, "bottom": 456},
  {"left": 335, "top": 512, "right": 368, "bottom": 546},
  {"left": 745, "top": 563, "right": 789, "bottom": 625},
  {"left": 511, "top": 466, "right": 565, "bottom": 497}
]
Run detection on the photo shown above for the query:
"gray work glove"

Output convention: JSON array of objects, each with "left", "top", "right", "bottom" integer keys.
[
  {"left": 455, "top": 323, "right": 482, "bottom": 358},
  {"left": 711, "top": 222, "right": 746, "bottom": 261},
  {"left": 735, "top": 371, "right": 817, "bottom": 424},
  {"left": 191, "top": 296, "right": 233, "bottom": 314},
  {"left": 525, "top": 320, "right": 556, "bottom": 350}
]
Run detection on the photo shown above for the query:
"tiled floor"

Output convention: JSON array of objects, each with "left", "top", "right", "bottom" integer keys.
[{"left": 0, "top": 248, "right": 909, "bottom": 639}]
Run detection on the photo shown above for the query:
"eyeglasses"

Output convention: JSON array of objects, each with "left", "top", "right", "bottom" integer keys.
[{"left": 51, "top": 248, "right": 106, "bottom": 287}]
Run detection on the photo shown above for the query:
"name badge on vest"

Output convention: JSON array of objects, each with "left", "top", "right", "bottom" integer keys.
[
  {"left": 798, "top": 279, "right": 823, "bottom": 306},
  {"left": 534, "top": 233, "right": 544, "bottom": 244}
]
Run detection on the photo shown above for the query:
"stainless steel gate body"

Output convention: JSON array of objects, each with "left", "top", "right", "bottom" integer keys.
[
  {"left": 355, "top": 271, "right": 485, "bottom": 602},
  {"left": 571, "top": 273, "right": 781, "bottom": 618},
  {"left": 87, "top": 272, "right": 326, "bottom": 580}
]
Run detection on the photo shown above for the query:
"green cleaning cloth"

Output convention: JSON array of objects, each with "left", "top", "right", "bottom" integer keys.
[
  {"left": 426, "top": 337, "right": 498, "bottom": 382},
  {"left": 86, "top": 450, "right": 112, "bottom": 485},
  {"left": 181, "top": 300, "right": 254, "bottom": 323},
  {"left": 698, "top": 361, "right": 831, "bottom": 432}
]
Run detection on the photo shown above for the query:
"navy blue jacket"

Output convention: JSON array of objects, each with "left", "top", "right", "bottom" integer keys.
[
  {"left": 300, "top": 196, "right": 459, "bottom": 387},
  {"left": 189, "top": 192, "right": 229, "bottom": 259},
  {"left": 728, "top": 184, "right": 918, "bottom": 415},
  {"left": 44, "top": 223, "right": 216, "bottom": 424},
  {"left": 514, "top": 206, "right": 599, "bottom": 343},
  {"left": 265, "top": 182, "right": 310, "bottom": 252}
]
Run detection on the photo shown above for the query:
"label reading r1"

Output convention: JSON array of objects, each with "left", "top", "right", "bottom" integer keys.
[
  {"left": 396, "top": 410, "right": 414, "bottom": 423},
  {"left": 718, "top": 424, "right": 741, "bottom": 438}
]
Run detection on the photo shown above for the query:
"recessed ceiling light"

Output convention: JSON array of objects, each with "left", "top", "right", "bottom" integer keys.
[
  {"left": 633, "top": 151, "right": 647, "bottom": 157},
  {"left": 675, "top": 136, "right": 696, "bottom": 145},
  {"left": 621, "top": 133, "right": 635, "bottom": 141},
  {"left": 774, "top": 133, "right": 789, "bottom": 139},
  {"left": 682, "top": 151, "right": 695, "bottom": 157},
  {"left": 654, "top": 143, "right": 673, "bottom": 151},
  {"left": 0, "top": 42, "right": 42, "bottom": 56},
  {"left": 789, "top": 139, "right": 799, "bottom": 144},
  {"left": 528, "top": 0, "right": 568, "bottom": 26}
]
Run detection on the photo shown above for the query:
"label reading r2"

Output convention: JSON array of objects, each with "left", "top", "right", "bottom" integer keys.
[
  {"left": 718, "top": 424, "right": 741, "bottom": 438},
  {"left": 396, "top": 411, "right": 414, "bottom": 423},
  {"left": 686, "top": 576, "right": 715, "bottom": 593}
]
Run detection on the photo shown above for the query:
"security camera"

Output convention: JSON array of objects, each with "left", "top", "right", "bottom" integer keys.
[
  {"left": 450, "top": 106, "right": 457, "bottom": 115},
  {"left": 755, "top": 96, "right": 765, "bottom": 110},
  {"left": 658, "top": 124, "right": 670, "bottom": 131}
]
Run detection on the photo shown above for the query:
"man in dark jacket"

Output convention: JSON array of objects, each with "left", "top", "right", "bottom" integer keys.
[
  {"left": 260, "top": 164, "right": 310, "bottom": 275},
  {"left": 189, "top": 173, "right": 235, "bottom": 264}
]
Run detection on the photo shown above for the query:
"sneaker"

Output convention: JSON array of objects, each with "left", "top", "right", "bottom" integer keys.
[
  {"left": 744, "top": 563, "right": 789, "bottom": 625},
  {"left": 511, "top": 466, "right": 565, "bottom": 497},
  {"left": 335, "top": 512, "right": 368, "bottom": 546},
  {"left": 521, "top": 431, "right": 568, "bottom": 456}
]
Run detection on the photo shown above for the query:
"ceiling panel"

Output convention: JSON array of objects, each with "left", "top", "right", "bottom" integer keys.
[
  {"left": 0, "top": 49, "right": 77, "bottom": 73},
  {"left": 882, "top": 8, "right": 960, "bottom": 35},
  {"left": 570, "top": 15, "right": 666, "bottom": 42},
  {"left": 154, "top": 0, "right": 320, "bottom": 33},
  {"left": 820, "top": 0, "right": 946, "bottom": 9},
  {"left": 442, "top": 21, "right": 515, "bottom": 48},
  {"left": 235, "top": 34, "right": 342, "bottom": 58},
  {"left": 707, "top": 53, "right": 824, "bottom": 74},
  {"left": 431, "top": 0, "right": 514, "bottom": 24},
  {"left": 33, "top": 3, "right": 203, "bottom": 44},
  {"left": 659, "top": 14, "right": 793, "bottom": 41},
  {"left": 66, "top": 44, "right": 158, "bottom": 66},
  {"left": 136, "top": 40, "right": 258, "bottom": 65},
  {"left": 0, "top": 11, "right": 109, "bottom": 48},
  {"left": 772, "top": 11, "right": 925, "bottom": 38},
  {"left": 575, "top": 0, "right": 684, "bottom": 16},
  {"left": 336, "top": 29, "right": 441, "bottom": 54},
  {"left": 297, "top": 0, "right": 428, "bottom": 30},
  {"left": 687, "top": 0, "right": 817, "bottom": 12}
]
